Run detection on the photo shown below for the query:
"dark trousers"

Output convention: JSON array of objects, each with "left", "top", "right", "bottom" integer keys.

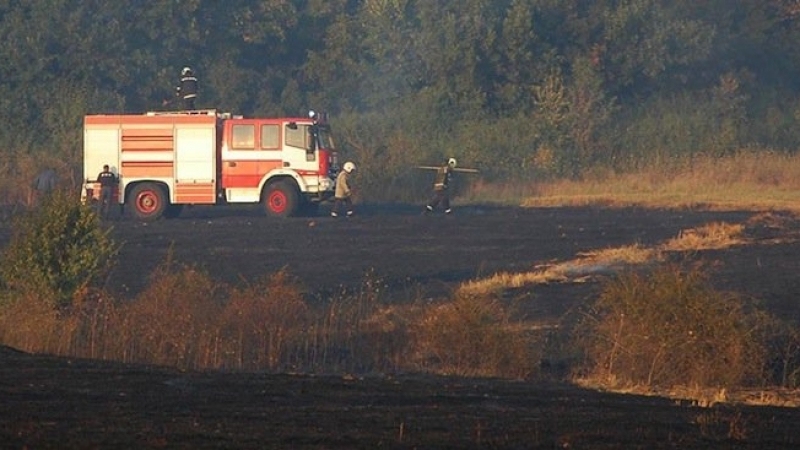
[
  {"left": 99, "top": 187, "right": 113, "bottom": 218},
  {"left": 332, "top": 197, "right": 353, "bottom": 216},
  {"left": 427, "top": 190, "right": 450, "bottom": 211},
  {"left": 183, "top": 97, "right": 196, "bottom": 110}
]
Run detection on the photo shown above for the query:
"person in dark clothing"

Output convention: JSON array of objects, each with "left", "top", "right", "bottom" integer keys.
[
  {"left": 97, "top": 164, "right": 117, "bottom": 219},
  {"left": 175, "top": 66, "right": 198, "bottom": 110},
  {"left": 31, "top": 167, "right": 57, "bottom": 206},
  {"left": 425, "top": 158, "right": 457, "bottom": 214}
]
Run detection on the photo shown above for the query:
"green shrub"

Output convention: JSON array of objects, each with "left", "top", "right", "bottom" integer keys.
[
  {"left": 576, "top": 263, "right": 769, "bottom": 390},
  {"left": 0, "top": 190, "right": 118, "bottom": 311}
]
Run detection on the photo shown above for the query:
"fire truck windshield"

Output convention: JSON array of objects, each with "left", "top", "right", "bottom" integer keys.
[{"left": 317, "top": 127, "right": 335, "bottom": 150}]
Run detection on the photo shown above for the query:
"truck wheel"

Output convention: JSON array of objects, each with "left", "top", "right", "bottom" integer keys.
[
  {"left": 264, "top": 181, "right": 299, "bottom": 218},
  {"left": 128, "top": 183, "right": 167, "bottom": 221}
]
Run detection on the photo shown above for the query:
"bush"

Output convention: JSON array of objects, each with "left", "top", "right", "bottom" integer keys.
[
  {"left": 116, "top": 260, "right": 223, "bottom": 370},
  {"left": 0, "top": 190, "right": 118, "bottom": 311},
  {"left": 764, "top": 318, "right": 800, "bottom": 389},
  {"left": 575, "top": 264, "right": 769, "bottom": 390},
  {"left": 0, "top": 294, "right": 65, "bottom": 354},
  {"left": 218, "top": 269, "right": 311, "bottom": 371},
  {"left": 411, "top": 294, "right": 536, "bottom": 379},
  {"left": 0, "top": 250, "right": 540, "bottom": 378}
]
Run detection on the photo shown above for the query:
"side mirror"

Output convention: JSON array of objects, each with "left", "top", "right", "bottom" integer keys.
[{"left": 287, "top": 122, "right": 298, "bottom": 130}]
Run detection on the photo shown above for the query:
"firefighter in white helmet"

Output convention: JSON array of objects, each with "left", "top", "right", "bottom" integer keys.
[
  {"left": 331, "top": 161, "right": 356, "bottom": 218},
  {"left": 175, "top": 66, "right": 198, "bottom": 110},
  {"left": 425, "top": 157, "right": 457, "bottom": 214}
]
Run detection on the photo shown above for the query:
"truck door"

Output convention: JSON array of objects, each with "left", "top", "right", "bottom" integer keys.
[
  {"left": 174, "top": 122, "right": 216, "bottom": 204},
  {"left": 220, "top": 119, "right": 282, "bottom": 203},
  {"left": 283, "top": 122, "right": 317, "bottom": 170},
  {"left": 83, "top": 120, "right": 121, "bottom": 204}
]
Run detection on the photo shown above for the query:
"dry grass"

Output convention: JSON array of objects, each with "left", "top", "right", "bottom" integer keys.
[
  {"left": 575, "top": 378, "right": 800, "bottom": 408},
  {"left": 457, "top": 220, "right": 746, "bottom": 297},
  {"left": 662, "top": 222, "right": 745, "bottom": 251},
  {"left": 462, "top": 152, "right": 800, "bottom": 213},
  {"left": 522, "top": 152, "right": 800, "bottom": 212},
  {"left": 409, "top": 294, "right": 536, "bottom": 378},
  {"left": 456, "top": 243, "right": 655, "bottom": 297},
  {"left": 0, "top": 264, "right": 534, "bottom": 378},
  {"left": 459, "top": 152, "right": 786, "bottom": 300}
]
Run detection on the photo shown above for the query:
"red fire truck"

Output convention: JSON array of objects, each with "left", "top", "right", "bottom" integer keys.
[{"left": 82, "top": 109, "right": 338, "bottom": 219}]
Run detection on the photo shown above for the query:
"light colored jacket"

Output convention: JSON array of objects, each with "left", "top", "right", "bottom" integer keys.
[{"left": 335, "top": 170, "right": 351, "bottom": 199}]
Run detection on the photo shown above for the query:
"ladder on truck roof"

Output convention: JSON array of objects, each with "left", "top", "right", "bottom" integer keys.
[
  {"left": 145, "top": 109, "right": 238, "bottom": 119},
  {"left": 146, "top": 109, "right": 218, "bottom": 116}
]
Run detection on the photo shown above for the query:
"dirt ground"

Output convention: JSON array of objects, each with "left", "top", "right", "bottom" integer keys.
[{"left": 2, "top": 203, "right": 800, "bottom": 449}]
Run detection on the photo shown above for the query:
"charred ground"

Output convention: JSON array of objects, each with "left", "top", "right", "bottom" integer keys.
[{"left": 2, "top": 203, "right": 800, "bottom": 449}]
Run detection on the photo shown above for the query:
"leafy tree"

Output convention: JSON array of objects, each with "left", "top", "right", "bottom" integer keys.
[
  {"left": 592, "top": 0, "right": 714, "bottom": 98},
  {"left": 493, "top": 0, "right": 549, "bottom": 113},
  {"left": 0, "top": 191, "right": 118, "bottom": 311},
  {"left": 413, "top": 0, "right": 499, "bottom": 118},
  {"left": 1, "top": 0, "right": 800, "bottom": 195},
  {"left": 564, "top": 55, "right": 617, "bottom": 169},
  {"left": 303, "top": 7, "right": 369, "bottom": 112},
  {"left": 354, "top": 0, "right": 420, "bottom": 110}
]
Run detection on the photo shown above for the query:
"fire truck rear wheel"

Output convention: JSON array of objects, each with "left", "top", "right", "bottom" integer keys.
[
  {"left": 264, "top": 181, "right": 299, "bottom": 218},
  {"left": 128, "top": 183, "right": 167, "bottom": 221}
]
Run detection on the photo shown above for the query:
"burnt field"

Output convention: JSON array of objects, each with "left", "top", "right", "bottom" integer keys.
[
  {"left": 96, "top": 204, "right": 764, "bottom": 298},
  {"left": 2, "top": 203, "right": 800, "bottom": 449}
]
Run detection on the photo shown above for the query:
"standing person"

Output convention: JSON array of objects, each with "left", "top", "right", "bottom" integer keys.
[
  {"left": 425, "top": 157, "right": 457, "bottom": 214},
  {"left": 31, "top": 167, "right": 57, "bottom": 206},
  {"left": 175, "top": 66, "right": 198, "bottom": 110},
  {"left": 331, "top": 161, "right": 356, "bottom": 218},
  {"left": 97, "top": 164, "right": 117, "bottom": 219}
]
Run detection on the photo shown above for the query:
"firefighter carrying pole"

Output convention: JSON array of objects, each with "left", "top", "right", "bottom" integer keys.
[{"left": 418, "top": 157, "right": 479, "bottom": 215}]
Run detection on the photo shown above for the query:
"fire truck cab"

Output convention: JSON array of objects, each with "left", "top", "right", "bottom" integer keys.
[{"left": 82, "top": 109, "right": 338, "bottom": 220}]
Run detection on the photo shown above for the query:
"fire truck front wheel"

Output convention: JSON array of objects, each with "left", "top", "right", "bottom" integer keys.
[
  {"left": 263, "top": 181, "right": 299, "bottom": 218},
  {"left": 128, "top": 183, "right": 167, "bottom": 221}
]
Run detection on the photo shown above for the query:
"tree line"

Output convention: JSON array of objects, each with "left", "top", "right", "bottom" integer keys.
[{"left": 2, "top": 0, "right": 800, "bottom": 195}]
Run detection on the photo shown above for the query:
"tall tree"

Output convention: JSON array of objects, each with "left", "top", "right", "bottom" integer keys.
[
  {"left": 493, "top": 0, "right": 555, "bottom": 114},
  {"left": 412, "top": 0, "right": 500, "bottom": 117}
]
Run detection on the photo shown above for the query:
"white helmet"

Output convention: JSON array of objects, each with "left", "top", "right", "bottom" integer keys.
[
  {"left": 343, "top": 161, "right": 356, "bottom": 173},
  {"left": 447, "top": 157, "right": 457, "bottom": 168},
  {"left": 181, "top": 66, "right": 192, "bottom": 76}
]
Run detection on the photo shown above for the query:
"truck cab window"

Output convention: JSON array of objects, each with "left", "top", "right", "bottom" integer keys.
[
  {"left": 317, "top": 127, "right": 335, "bottom": 150},
  {"left": 261, "top": 124, "right": 280, "bottom": 149},
  {"left": 232, "top": 124, "right": 255, "bottom": 149},
  {"left": 285, "top": 124, "right": 308, "bottom": 149}
]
